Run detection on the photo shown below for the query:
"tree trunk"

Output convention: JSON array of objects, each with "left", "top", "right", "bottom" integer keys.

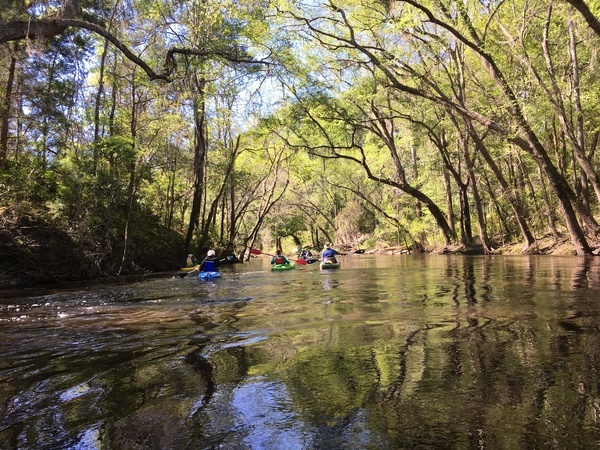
[
  {"left": 108, "top": 57, "right": 118, "bottom": 136},
  {"left": 0, "top": 42, "right": 17, "bottom": 169},
  {"left": 458, "top": 184, "right": 472, "bottom": 245},
  {"left": 185, "top": 75, "right": 207, "bottom": 255},
  {"left": 118, "top": 159, "right": 136, "bottom": 275},
  {"left": 537, "top": 166, "right": 560, "bottom": 243},
  {"left": 465, "top": 122, "right": 536, "bottom": 248},
  {"left": 411, "top": 144, "right": 421, "bottom": 219},
  {"left": 480, "top": 170, "right": 512, "bottom": 242},
  {"left": 92, "top": 38, "right": 109, "bottom": 173},
  {"left": 432, "top": 129, "right": 469, "bottom": 245},
  {"left": 466, "top": 159, "right": 491, "bottom": 252},
  {"left": 199, "top": 136, "right": 240, "bottom": 248},
  {"left": 568, "top": 19, "right": 596, "bottom": 212},
  {"left": 457, "top": 126, "right": 490, "bottom": 251},
  {"left": 118, "top": 73, "right": 139, "bottom": 275},
  {"left": 228, "top": 174, "right": 236, "bottom": 247},
  {"left": 443, "top": 168, "right": 455, "bottom": 235}
]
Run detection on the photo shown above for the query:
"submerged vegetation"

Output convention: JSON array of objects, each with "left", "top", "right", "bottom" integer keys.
[{"left": 1, "top": 0, "right": 599, "bottom": 286}]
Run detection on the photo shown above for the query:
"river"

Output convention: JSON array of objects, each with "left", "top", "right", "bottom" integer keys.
[{"left": 1, "top": 254, "right": 600, "bottom": 449}]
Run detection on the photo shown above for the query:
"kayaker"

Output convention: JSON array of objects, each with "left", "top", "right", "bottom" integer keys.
[
  {"left": 271, "top": 249, "right": 291, "bottom": 265},
  {"left": 300, "top": 248, "right": 313, "bottom": 259},
  {"left": 199, "top": 250, "right": 219, "bottom": 272},
  {"left": 186, "top": 253, "right": 199, "bottom": 266},
  {"left": 321, "top": 243, "right": 341, "bottom": 263}
]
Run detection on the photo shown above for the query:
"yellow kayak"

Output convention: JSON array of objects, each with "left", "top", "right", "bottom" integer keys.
[{"left": 181, "top": 264, "right": 200, "bottom": 272}]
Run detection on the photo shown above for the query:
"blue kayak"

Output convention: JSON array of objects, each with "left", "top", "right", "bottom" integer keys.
[{"left": 197, "top": 271, "right": 221, "bottom": 280}]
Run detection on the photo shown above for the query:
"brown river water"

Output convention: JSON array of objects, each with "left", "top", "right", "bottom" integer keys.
[{"left": 1, "top": 254, "right": 600, "bottom": 449}]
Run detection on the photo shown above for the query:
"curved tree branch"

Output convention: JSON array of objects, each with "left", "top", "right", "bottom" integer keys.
[{"left": 0, "top": 15, "right": 269, "bottom": 82}]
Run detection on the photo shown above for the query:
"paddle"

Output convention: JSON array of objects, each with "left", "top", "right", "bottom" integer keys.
[{"left": 250, "top": 248, "right": 308, "bottom": 265}]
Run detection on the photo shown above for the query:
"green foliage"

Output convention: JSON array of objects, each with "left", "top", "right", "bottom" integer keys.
[
  {"left": 0, "top": 157, "right": 57, "bottom": 204},
  {"left": 268, "top": 214, "right": 307, "bottom": 240}
]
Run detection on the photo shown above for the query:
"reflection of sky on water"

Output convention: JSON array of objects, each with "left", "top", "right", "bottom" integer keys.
[
  {"left": 322, "top": 277, "right": 339, "bottom": 291},
  {"left": 233, "top": 378, "right": 312, "bottom": 449},
  {"left": 230, "top": 378, "right": 387, "bottom": 449}
]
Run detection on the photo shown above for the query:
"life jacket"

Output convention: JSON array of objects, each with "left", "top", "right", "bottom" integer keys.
[
  {"left": 203, "top": 259, "right": 216, "bottom": 272},
  {"left": 275, "top": 256, "right": 285, "bottom": 264}
]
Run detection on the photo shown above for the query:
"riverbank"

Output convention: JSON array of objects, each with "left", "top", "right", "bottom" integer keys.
[
  {"left": 372, "top": 234, "right": 588, "bottom": 257},
  {"left": 0, "top": 205, "right": 592, "bottom": 290},
  {"left": 0, "top": 207, "right": 184, "bottom": 289}
]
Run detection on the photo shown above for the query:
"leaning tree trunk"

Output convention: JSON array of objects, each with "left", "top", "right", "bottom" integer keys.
[
  {"left": 451, "top": 43, "right": 523, "bottom": 252},
  {"left": 363, "top": 2, "right": 595, "bottom": 253}
]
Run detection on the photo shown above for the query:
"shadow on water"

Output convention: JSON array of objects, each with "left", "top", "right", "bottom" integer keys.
[{"left": 2, "top": 255, "right": 600, "bottom": 449}]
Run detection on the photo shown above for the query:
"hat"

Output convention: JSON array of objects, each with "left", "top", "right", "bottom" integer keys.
[
  {"left": 188, "top": 254, "right": 193, "bottom": 257},
  {"left": 207, "top": 250, "right": 216, "bottom": 256},
  {"left": 324, "top": 242, "right": 331, "bottom": 248}
]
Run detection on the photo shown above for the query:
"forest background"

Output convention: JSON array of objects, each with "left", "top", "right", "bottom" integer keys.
[{"left": 1, "top": 0, "right": 599, "bottom": 288}]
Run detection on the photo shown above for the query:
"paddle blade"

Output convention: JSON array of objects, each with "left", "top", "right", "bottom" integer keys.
[
  {"left": 295, "top": 258, "right": 308, "bottom": 265},
  {"left": 250, "top": 248, "right": 262, "bottom": 255}
]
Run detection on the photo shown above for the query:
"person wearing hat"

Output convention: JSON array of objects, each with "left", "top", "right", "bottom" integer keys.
[
  {"left": 199, "top": 249, "right": 219, "bottom": 272},
  {"left": 186, "top": 253, "right": 200, "bottom": 267},
  {"left": 321, "top": 242, "right": 341, "bottom": 263}
]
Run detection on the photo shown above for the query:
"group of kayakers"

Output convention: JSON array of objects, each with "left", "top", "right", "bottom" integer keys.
[
  {"left": 183, "top": 242, "right": 344, "bottom": 274},
  {"left": 272, "top": 242, "right": 342, "bottom": 266}
]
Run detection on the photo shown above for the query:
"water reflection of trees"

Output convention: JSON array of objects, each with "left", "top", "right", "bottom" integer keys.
[
  {"left": 67, "top": 256, "right": 600, "bottom": 448},
  {"left": 213, "top": 256, "right": 600, "bottom": 448}
]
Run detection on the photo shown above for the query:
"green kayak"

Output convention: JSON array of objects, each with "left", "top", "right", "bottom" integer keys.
[
  {"left": 320, "top": 260, "right": 341, "bottom": 270},
  {"left": 271, "top": 262, "right": 296, "bottom": 271}
]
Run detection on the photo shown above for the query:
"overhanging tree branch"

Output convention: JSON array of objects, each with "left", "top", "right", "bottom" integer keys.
[
  {"left": 563, "top": 0, "right": 600, "bottom": 36},
  {"left": 0, "top": 16, "right": 270, "bottom": 82}
]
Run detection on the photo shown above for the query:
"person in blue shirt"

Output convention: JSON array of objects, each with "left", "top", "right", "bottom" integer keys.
[
  {"left": 271, "top": 249, "right": 291, "bottom": 265},
  {"left": 321, "top": 242, "right": 342, "bottom": 263},
  {"left": 199, "top": 249, "right": 219, "bottom": 272}
]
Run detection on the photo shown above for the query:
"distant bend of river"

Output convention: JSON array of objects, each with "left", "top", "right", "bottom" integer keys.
[{"left": 1, "top": 255, "right": 600, "bottom": 449}]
